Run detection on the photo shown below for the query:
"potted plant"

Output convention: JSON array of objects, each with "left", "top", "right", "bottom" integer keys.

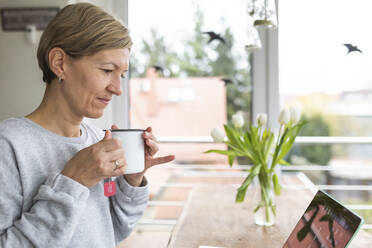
[
  {"left": 247, "top": 0, "right": 278, "bottom": 29},
  {"left": 206, "top": 107, "right": 305, "bottom": 226}
]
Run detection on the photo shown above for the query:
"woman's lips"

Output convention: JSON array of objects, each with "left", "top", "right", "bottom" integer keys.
[{"left": 98, "top": 98, "right": 111, "bottom": 105}]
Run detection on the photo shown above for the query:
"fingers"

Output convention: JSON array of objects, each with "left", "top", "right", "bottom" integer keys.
[
  {"left": 113, "top": 158, "right": 126, "bottom": 169},
  {"left": 99, "top": 128, "right": 127, "bottom": 176},
  {"left": 145, "top": 139, "right": 159, "bottom": 156},
  {"left": 111, "top": 158, "right": 126, "bottom": 171},
  {"left": 103, "top": 126, "right": 173, "bottom": 176},
  {"left": 103, "top": 158, "right": 127, "bottom": 176},
  {"left": 143, "top": 129, "right": 157, "bottom": 142},
  {"left": 100, "top": 138, "right": 122, "bottom": 152},
  {"left": 149, "top": 155, "right": 175, "bottom": 166},
  {"left": 101, "top": 145, "right": 126, "bottom": 175},
  {"left": 103, "top": 130, "right": 112, "bottom": 140},
  {"left": 101, "top": 130, "right": 122, "bottom": 152},
  {"left": 111, "top": 163, "right": 127, "bottom": 177},
  {"left": 143, "top": 128, "right": 159, "bottom": 157},
  {"left": 106, "top": 148, "right": 125, "bottom": 162}
]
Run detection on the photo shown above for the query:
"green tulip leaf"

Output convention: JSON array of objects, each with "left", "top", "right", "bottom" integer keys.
[
  {"left": 272, "top": 173, "right": 281, "bottom": 195},
  {"left": 228, "top": 155, "right": 235, "bottom": 167},
  {"left": 270, "top": 204, "right": 276, "bottom": 216},
  {"left": 224, "top": 125, "right": 246, "bottom": 152},
  {"left": 236, "top": 164, "right": 261, "bottom": 202},
  {"left": 263, "top": 133, "right": 275, "bottom": 160},
  {"left": 204, "top": 149, "right": 236, "bottom": 156},
  {"left": 278, "top": 159, "right": 290, "bottom": 165}
]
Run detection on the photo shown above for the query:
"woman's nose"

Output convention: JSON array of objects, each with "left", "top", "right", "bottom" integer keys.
[{"left": 107, "top": 77, "right": 123, "bottom": 96}]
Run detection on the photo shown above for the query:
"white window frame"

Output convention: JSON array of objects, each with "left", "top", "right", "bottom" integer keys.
[
  {"left": 251, "top": 1, "right": 280, "bottom": 130},
  {"left": 85, "top": 0, "right": 130, "bottom": 129}
]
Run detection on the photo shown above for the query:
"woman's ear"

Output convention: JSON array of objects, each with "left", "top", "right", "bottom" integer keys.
[{"left": 48, "top": 47, "right": 67, "bottom": 80}]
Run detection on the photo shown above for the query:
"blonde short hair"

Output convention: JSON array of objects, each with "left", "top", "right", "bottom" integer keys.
[{"left": 37, "top": 3, "right": 132, "bottom": 83}]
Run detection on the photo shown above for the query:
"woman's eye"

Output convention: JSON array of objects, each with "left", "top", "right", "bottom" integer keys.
[
  {"left": 102, "top": 69, "right": 113, "bottom": 74},
  {"left": 120, "top": 74, "right": 126, "bottom": 79}
]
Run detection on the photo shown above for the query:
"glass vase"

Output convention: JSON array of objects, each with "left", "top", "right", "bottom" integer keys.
[{"left": 252, "top": 177, "right": 276, "bottom": 226}]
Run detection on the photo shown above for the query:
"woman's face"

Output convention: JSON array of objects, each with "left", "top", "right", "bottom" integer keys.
[{"left": 62, "top": 48, "right": 130, "bottom": 119}]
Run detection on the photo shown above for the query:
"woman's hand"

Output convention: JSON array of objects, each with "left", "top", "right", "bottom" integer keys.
[
  {"left": 111, "top": 125, "right": 175, "bottom": 186},
  {"left": 61, "top": 130, "right": 127, "bottom": 187}
]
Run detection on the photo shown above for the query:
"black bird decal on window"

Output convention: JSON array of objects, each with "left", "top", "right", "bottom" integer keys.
[
  {"left": 151, "top": 65, "right": 164, "bottom": 73},
  {"left": 203, "top": 31, "right": 225, "bottom": 44},
  {"left": 220, "top": 78, "right": 233, "bottom": 86},
  {"left": 343, "top": 43, "right": 362, "bottom": 54}
]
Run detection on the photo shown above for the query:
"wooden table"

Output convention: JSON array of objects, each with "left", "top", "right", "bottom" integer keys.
[{"left": 167, "top": 174, "right": 372, "bottom": 248}]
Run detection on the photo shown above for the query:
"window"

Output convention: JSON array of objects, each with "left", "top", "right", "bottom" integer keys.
[
  {"left": 125, "top": 1, "right": 253, "bottom": 245},
  {"left": 279, "top": 0, "right": 372, "bottom": 230},
  {"left": 128, "top": 0, "right": 252, "bottom": 165}
]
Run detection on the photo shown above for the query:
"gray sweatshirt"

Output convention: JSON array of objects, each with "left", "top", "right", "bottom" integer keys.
[{"left": 0, "top": 117, "right": 149, "bottom": 248}]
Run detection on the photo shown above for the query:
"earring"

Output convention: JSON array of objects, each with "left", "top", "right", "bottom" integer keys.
[{"left": 58, "top": 77, "right": 63, "bottom": 83}]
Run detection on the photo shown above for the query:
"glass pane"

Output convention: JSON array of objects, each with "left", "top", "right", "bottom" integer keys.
[
  {"left": 279, "top": 0, "right": 372, "bottom": 228},
  {"left": 279, "top": 0, "right": 372, "bottom": 160},
  {"left": 279, "top": 0, "right": 372, "bottom": 137},
  {"left": 128, "top": 0, "right": 251, "bottom": 164}
]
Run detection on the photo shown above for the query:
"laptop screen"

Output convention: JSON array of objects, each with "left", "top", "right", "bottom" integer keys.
[{"left": 283, "top": 190, "right": 363, "bottom": 248}]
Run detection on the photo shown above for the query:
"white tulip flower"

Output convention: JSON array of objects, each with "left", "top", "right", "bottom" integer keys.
[
  {"left": 278, "top": 108, "right": 290, "bottom": 125},
  {"left": 256, "top": 113, "right": 267, "bottom": 127},
  {"left": 289, "top": 106, "right": 301, "bottom": 124},
  {"left": 211, "top": 128, "right": 225, "bottom": 142},
  {"left": 232, "top": 112, "right": 244, "bottom": 128}
]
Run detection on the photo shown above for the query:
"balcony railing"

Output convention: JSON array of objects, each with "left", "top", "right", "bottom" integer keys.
[
  {"left": 137, "top": 136, "right": 372, "bottom": 232},
  {"left": 158, "top": 136, "right": 372, "bottom": 144}
]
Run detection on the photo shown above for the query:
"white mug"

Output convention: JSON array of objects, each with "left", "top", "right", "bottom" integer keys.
[{"left": 110, "top": 129, "right": 145, "bottom": 174}]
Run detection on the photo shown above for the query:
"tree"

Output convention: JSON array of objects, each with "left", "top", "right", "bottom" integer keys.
[
  {"left": 131, "top": 5, "right": 252, "bottom": 122},
  {"left": 208, "top": 27, "right": 251, "bottom": 121},
  {"left": 130, "top": 28, "right": 180, "bottom": 78},
  {"left": 177, "top": 5, "right": 212, "bottom": 77},
  {"left": 288, "top": 115, "right": 332, "bottom": 165}
]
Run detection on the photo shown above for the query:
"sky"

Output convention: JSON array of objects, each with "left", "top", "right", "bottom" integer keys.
[
  {"left": 128, "top": 0, "right": 250, "bottom": 72},
  {"left": 128, "top": 0, "right": 372, "bottom": 95},
  {"left": 279, "top": 0, "right": 372, "bottom": 95}
]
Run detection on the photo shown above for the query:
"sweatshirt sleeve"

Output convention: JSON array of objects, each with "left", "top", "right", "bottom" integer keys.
[
  {"left": 0, "top": 138, "right": 90, "bottom": 248},
  {"left": 110, "top": 175, "right": 149, "bottom": 244}
]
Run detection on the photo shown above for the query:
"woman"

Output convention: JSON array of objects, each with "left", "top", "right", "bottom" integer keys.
[{"left": 0, "top": 3, "right": 174, "bottom": 247}]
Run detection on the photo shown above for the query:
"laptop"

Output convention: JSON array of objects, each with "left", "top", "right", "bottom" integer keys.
[
  {"left": 198, "top": 190, "right": 363, "bottom": 248},
  {"left": 282, "top": 190, "right": 364, "bottom": 248}
]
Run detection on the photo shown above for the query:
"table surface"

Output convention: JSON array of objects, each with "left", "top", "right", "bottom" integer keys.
[{"left": 167, "top": 174, "right": 372, "bottom": 248}]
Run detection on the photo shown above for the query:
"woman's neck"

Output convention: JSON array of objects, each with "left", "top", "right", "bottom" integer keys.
[{"left": 26, "top": 82, "right": 82, "bottom": 138}]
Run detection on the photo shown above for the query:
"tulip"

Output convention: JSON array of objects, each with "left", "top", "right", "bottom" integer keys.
[
  {"left": 211, "top": 128, "right": 225, "bottom": 142},
  {"left": 278, "top": 108, "right": 290, "bottom": 125},
  {"left": 232, "top": 112, "right": 244, "bottom": 128},
  {"left": 289, "top": 106, "right": 301, "bottom": 124},
  {"left": 256, "top": 113, "right": 267, "bottom": 127}
]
